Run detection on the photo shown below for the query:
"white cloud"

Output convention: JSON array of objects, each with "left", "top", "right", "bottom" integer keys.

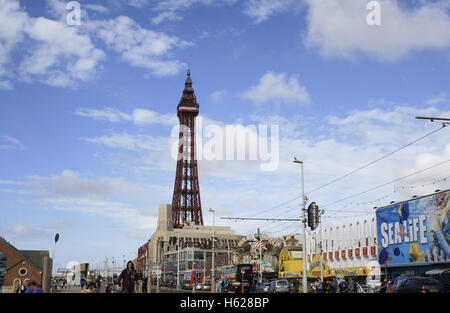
[
  {"left": 29, "top": 169, "right": 141, "bottom": 198},
  {"left": 75, "top": 107, "right": 131, "bottom": 122},
  {"left": 84, "top": 4, "right": 109, "bottom": 14},
  {"left": 210, "top": 90, "right": 227, "bottom": 102},
  {"left": 47, "top": 0, "right": 109, "bottom": 20},
  {"left": 0, "top": 0, "right": 191, "bottom": 88},
  {"left": 38, "top": 196, "right": 158, "bottom": 236},
  {"left": 127, "top": 0, "right": 149, "bottom": 8},
  {"left": 0, "top": 80, "right": 13, "bottom": 90},
  {"left": 244, "top": 0, "right": 294, "bottom": 23},
  {"left": 0, "top": 135, "right": 24, "bottom": 150},
  {"left": 0, "top": 0, "right": 105, "bottom": 88},
  {"left": 44, "top": 217, "right": 73, "bottom": 229},
  {"left": 0, "top": 0, "right": 28, "bottom": 88},
  {"left": 75, "top": 107, "right": 177, "bottom": 126},
  {"left": 303, "top": 0, "right": 450, "bottom": 62},
  {"left": 426, "top": 92, "right": 450, "bottom": 106},
  {"left": 91, "top": 16, "right": 191, "bottom": 76},
  {"left": 4, "top": 223, "right": 48, "bottom": 240},
  {"left": 150, "top": 11, "right": 183, "bottom": 25},
  {"left": 242, "top": 71, "right": 310, "bottom": 106},
  {"left": 20, "top": 17, "right": 105, "bottom": 87},
  {"left": 83, "top": 133, "right": 170, "bottom": 152}
]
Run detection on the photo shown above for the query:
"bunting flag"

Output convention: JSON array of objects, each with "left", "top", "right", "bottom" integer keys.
[{"left": 252, "top": 241, "right": 268, "bottom": 251}]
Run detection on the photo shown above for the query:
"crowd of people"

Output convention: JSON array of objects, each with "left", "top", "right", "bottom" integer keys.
[
  {"left": 310, "top": 277, "right": 360, "bottom": 293},
  {"left": 14, "top": 280, "right": 44, "bottom": 293}
]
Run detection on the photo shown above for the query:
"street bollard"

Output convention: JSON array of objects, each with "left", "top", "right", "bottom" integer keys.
[
  {"left": 192, "top": 284, "right": 195, "bottom": 293},
  {"left": 147, "top": 279, "right": 151, "bottom": 293}
]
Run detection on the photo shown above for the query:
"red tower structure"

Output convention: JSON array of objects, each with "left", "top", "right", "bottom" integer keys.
[{"left": 171, "top": 69, "right": 203, "bottom": 229}]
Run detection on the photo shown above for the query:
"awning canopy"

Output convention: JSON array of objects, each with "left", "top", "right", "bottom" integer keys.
[{"left": 425, "top": 268, "right": 450, "bottom": 275}]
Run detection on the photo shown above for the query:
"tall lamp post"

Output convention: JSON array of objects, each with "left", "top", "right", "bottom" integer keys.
[
  {"left": 294, "top": 157, "right": 308, "bottom": 293},
  {"left": 52, "top": 233, "right": 59, "bottom": 272},
  {"left": 209, "top": 208, "right": 216, "bottom": 293},
  {"left": 177, "top": 232, "right": 181, "bottom": 290}
]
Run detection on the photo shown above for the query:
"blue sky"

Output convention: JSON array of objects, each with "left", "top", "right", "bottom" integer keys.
[{"left": 0, "top": 0, "right": 449, "bottom": 271}]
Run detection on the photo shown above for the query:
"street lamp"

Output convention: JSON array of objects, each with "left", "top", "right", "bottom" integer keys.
[
  {"left": 293, "top": 156, "right": 308, "bottom": 293},
  {"left": 209, "top": 208, "right": 216, "bottom": 293}
]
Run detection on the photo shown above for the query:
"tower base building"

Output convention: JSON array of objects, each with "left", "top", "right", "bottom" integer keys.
[{"left": 137, "top": 204, "right": 243, "bottom": 282}]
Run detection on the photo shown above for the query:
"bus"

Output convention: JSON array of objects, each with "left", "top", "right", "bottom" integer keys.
[
  {"left": 219, "top": 264, "right": 253, "bottom": 292},
  {"left": 182, "top": 270, "right": 204, "bottom": 289}
]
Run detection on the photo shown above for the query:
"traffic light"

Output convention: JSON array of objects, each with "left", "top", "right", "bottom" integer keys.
[{"left": 307, "top": 202, "right": 319, "bottom": 230}]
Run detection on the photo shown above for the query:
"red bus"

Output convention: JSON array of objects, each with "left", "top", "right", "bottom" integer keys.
[{"left": 182, "top": 270, "right": 203, "bottom": 289}]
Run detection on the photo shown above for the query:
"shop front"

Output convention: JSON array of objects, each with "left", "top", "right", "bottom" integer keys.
[{"left": 376, "top": 190, "right": 450, "bottom": 280}]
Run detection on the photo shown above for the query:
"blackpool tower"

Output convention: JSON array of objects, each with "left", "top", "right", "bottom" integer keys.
[{"left": 171, "top": 69, "right": 203, "bottom": 229}]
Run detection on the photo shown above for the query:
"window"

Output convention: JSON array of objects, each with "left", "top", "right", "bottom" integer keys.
[
  {"left": 0, "top": 251, "right": 6, "bottom": 287},
  {"left": 19, "top": 268, "right": 27, "bottom": 276},
  {"left": 194, "top": 251, "right": 204, "bottom": 260}
]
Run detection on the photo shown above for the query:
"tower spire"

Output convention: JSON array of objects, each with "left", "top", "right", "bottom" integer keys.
[{"left": 172, "top": 70, "right": 203, "bottom": 229}]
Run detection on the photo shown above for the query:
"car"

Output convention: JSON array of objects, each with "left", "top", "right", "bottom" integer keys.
[
  {"left": 181, "top": 281, "right": 192, "bottom": 290},
  {"left": 269, "top": 279, "right": 290, "bottom": 293},
  {"left": 395, "top": 277, "right": 443, "bottom": 293},
  {"left": 392, "top": 275, "right": 409, "bottom": 292},
  {"left": 202, "top": 283, "right": 211, "bottom": 291},
  {"left": 195, "top": 283, "right": 203, "bottom": 291},
  {"left": 254, "top": 282, "right": 271, "bottom": 293}
]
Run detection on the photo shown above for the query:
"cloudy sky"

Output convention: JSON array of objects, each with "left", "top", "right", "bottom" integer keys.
[{"left": 0, "top": 0, "right": 449, "bottom": 270}]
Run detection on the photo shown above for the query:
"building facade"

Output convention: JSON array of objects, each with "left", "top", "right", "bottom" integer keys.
[
  {"left": 278, "top": 217, "right": 381, "bottom": 280},
  {"left": 307, "top": 216, "right": 380, "bottom": 278},
  {"left": 375, "top": 190, "right": 449, "bottom": 279},
  {"left": 0, "top": 237, "right": 52, "bottom": 293},
  {"left": 143, "top": 204, "right": 243, "bottom": 279}
]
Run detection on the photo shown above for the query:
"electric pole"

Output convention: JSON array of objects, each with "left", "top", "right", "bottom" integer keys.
[
  {"left": 256, "top": 228, "right": 262, "bottom": 284},
  {"left": 294, "top": 156, "right": 308, "bottom": 293},
  {"left": 209, "top": 208, "right": 216, "bottom": 293}
]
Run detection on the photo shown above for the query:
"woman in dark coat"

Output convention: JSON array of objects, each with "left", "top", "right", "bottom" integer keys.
[{"left": 118, "top": 261, "right": 137, "bottom": 293}]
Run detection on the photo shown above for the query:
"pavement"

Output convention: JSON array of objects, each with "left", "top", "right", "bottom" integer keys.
[{"left": 51, "top": 285, "right": 212, "bottom": 293}]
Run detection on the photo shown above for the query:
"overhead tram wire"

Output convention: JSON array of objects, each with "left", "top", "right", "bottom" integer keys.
[
  {"left": 320, "top": 158, "right": 450, "bottom": 210},
  {"left": 263, "top": 174, "right": 449, "bottom": 221},
  {"left": 229, "top": 125, "right": 447, "bottom": 222},
  {"left": 305, "top": 124, "right": 447, "bottom": 196}
]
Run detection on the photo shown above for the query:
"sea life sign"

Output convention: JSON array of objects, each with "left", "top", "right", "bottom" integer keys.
[{"left": 376, "top": 190, "right": 449, "bottom": 266}]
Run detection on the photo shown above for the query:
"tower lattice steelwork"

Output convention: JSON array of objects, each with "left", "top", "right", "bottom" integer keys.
[{"left": 171, "top": 69, "right": 203, "bottom": 228}]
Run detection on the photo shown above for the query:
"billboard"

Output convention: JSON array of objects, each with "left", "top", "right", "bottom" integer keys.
[{"left": 376, "top": 190, "right": 449, "bottom": 266}]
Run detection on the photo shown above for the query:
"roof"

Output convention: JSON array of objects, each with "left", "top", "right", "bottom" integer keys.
[
  {"left": 425, "top": 268, "right": 450, "bottom": 275},
  {"left": 375, "top": 189, "right": 449, "bottom": 211},
  {"left": 0, "top": 237, "right": 49, "bottom": 272},
  {"left": 19, "top": 250, "right": 49, "bottom": 271}
]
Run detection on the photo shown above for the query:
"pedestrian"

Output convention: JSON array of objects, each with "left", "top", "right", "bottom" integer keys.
[
  {"left": 118, "top": 261, "right": 138, "bottom": 293},
  {"left": 347, "top": 278, "right": 355, "bottom": 293},
  {"left": 142, "top": 276, "right": 148, "bottom": 293},
  {"left": 32, "top": 281, "right": 44, "bottom": 293},
  {"left": 316, "top": 280, "right": 323, "bottom": 293},
  {"left": 379, "top": 278, "right": 387, "bottom": 293},
  {"left": 386, "top": 280, "right": 394, "bottom": 293},
  {"left": 325, "top": 280, "right": 331, "bottom": 293},
  {"left": 24, "top": 280, "right": 33, "bottom": 293},
  {"left": 80, "top": 276, "right": 87, "bottom": 290},
  {"left": 338, "top": 279, "right": 346, "bottom": 293},
  {"left": 221, "top": 279, "right": 226, "bottom": 293}
]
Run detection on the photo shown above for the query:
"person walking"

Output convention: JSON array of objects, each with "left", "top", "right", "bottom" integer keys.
[
  {"left": 27, "top": 281, "right": 43, "bottom": 293},
  {"left": 80, "top": 276, "right": 87, "bottom": 290},
  {"left": 347, "top": 278, "right": 355, "bottom": 294},
  {"left": 118, "top": 261, "right": 138, "bottom": 293}
]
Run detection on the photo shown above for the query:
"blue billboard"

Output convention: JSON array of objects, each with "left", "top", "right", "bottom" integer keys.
[{"left": 376, "top": 190, "right": 449, "bottom": 266}]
